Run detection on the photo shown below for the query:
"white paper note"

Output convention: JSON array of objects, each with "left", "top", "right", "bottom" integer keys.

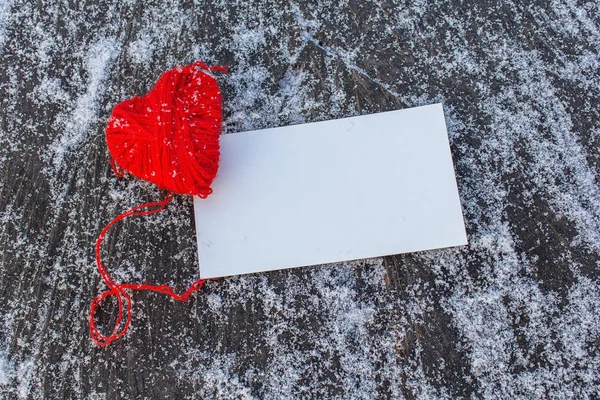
[{"left": 194, "top": 103, "right": 467, "bottom": 279}]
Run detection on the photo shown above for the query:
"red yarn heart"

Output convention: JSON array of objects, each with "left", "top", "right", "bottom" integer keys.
[
  {"left": 105, "top": 61, "right": 225, "bottom": 198},
  {"left": 90, "top": 62, "right": 226, "bottom": 347}
]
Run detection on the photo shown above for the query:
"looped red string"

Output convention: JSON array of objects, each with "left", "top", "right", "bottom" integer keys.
[
  {"left": 89, "top": 190, "right": 207, "bottom": 347},
  {"left": 193, "top": 60, "right": 228, "bottom": 74},
  {"left": 90, "top": 62, "right": 226, "bottom": 347}
]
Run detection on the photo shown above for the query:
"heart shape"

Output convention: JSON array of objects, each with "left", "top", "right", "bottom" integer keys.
[{"left": 105, "top": 62, "right": 223, "bottom": 198}]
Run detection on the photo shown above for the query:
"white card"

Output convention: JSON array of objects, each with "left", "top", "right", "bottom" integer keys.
[{"left": 193, "top": 103, "right": 467, "bottom": 279}]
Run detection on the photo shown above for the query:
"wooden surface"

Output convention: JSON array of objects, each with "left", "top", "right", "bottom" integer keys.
[{"left": 1, "top": 0, "right": 599, "bottom": 398}]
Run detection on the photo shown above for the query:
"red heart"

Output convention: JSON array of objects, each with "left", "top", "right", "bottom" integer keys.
[{"left": 105, "top": 62, "right": 223, "bottom": 198}]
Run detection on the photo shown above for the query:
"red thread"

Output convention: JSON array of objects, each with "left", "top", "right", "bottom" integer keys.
[
  {"left": 90, "top": 62, "right": 225, "bottom": 347},
  {"left": 105, "top": 61, "right": 224, "bottom": 198}
]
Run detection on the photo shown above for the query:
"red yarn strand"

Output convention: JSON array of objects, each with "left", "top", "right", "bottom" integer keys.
[
  {"left": 90, "top": 191, "right": 207, "bottom": 347},
  {"left": 109, "top": 158, "right": 124, "bottom": 178}
]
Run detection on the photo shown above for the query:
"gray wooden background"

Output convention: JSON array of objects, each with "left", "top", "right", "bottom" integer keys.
[{"left": 1, "top": 0, "right": 600, "bottom": 398}]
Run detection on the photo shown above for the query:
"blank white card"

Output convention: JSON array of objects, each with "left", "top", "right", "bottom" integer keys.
[{"left": 194, "top": 103, "right": 467, "bottom": 279}]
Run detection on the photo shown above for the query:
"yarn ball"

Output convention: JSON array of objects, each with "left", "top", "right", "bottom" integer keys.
[{"left": 105, "top": 61, "right": 224, "bottom": 198}]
